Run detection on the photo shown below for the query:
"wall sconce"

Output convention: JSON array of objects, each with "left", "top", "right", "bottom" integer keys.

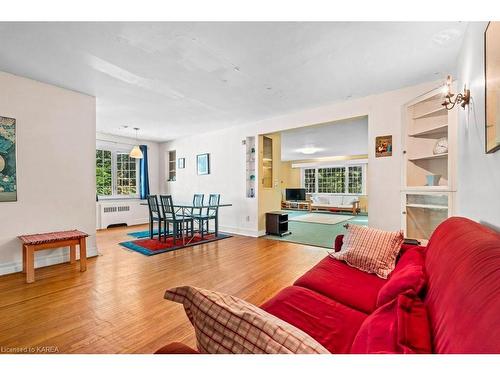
[{"left": 441, "top": 75, "right": 470, "bottom": 110}]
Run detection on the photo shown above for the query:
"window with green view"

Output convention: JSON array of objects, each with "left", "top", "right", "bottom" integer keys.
[
  {"left": 96, "top": 149, "right": 138, "bottom": 197},
  {"left": 96, "top": 149, "right": 112, "bottom": 196}
]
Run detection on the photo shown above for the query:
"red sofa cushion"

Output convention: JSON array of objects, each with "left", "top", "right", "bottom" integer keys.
[
  {"left": 424, "top": 217, "right": 500, "bottom": 353},
  {"left": 334, "top": 234, "right": 344, "bottom": 251},
  {"left": 261, "top": 286, "right": 367, "bottom": 353},
  {"left": 351, "top": 293, "right": 432, "bottom": 354},
  {"left": 294, "top": 256, "right": 386, "bottom": 313},
  {"left": 377, "top": 246, "right": 426, "bottom": 307}
]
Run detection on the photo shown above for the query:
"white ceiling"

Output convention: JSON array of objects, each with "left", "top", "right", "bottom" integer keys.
[
  {"left": 281, "top": 116, "right": 368, "bottom": 161},
  {"left": 0, "top": 22, "right": 467, "bottom": 142}
]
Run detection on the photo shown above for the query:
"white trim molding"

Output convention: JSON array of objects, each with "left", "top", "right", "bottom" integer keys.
[{"left": 219, "top": 225, "right": 261, "bottom": 238}]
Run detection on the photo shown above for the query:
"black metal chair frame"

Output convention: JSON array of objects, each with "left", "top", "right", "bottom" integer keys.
[
  {"left": 146, "top": 195, "right": 164, "bottom": 241},
  {"left": 189, "top": 194, "right": 206, "bottom": 237},
  {"left": 195, "top": 194, "right": 220, "bottom": 238},
  {"left": 159, "top": 194, "right": 194, "bottom": 244}
]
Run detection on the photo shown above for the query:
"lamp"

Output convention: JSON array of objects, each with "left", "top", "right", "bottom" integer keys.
[
  {"left": 129, "top": 127, "right": 143, "bottom": 159},
  {"left": 441, "top": 75, "right": 470, "bottom": 110}
]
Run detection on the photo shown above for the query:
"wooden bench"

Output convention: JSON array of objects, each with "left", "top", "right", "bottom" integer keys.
[{"left": 18, "top": 230, "right": 89, "bottom": 283}]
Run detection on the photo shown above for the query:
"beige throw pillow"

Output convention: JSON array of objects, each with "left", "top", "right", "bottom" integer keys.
[
  {"left": 165, "top": 285, "right": 329, "bottom": 354},
  {"left": 331, "top": 224, "right": 404, "bottom": 279}
]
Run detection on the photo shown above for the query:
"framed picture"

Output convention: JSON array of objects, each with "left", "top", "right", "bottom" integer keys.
[
  {"left": 0, "top": 116, "right": 17, "bottom": 202},
  {"left": 196, "top": 153, "right": 210, "bottom": 175},
  {"left": 485, "top": 22, "right": 500, "bottom": 153},
  {"left": 375, "top": 135, "right": 392, "bottom": 157},
  {"left": 177, "top": 157, "right": 185, "bottom": 169}
]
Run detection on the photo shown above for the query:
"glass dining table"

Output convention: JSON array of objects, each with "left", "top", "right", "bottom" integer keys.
[{"left": 140, "top": 201, "right": 232, "bottom": 245}]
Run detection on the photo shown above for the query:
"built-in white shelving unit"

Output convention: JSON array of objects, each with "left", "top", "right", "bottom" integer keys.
[
  {"left": 245, "top": 136, "right": 256, "bottom": 198},
  {"left": 168, "top": 150, "right": 176, "bottom": 182},
  {"left": 401, "top": 84, "right": 458, "bottom": 242}
]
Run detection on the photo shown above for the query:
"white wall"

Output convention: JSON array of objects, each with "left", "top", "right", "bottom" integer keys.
[
  {"left": 456, "top": 22, "right": 500, "bottom": 229},
  {"left": 0, "top": 71, "right": 96, "bottom": 275},
  {"left": 160, "top": 80, "right": 442, "bottom": 236},
  {"left": 160, "top": 126, "right": 258, "bottom": 236}
]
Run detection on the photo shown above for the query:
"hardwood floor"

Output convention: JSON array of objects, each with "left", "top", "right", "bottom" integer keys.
[{"left": 0, "top": 225, "right": 327, "bottom": 353}]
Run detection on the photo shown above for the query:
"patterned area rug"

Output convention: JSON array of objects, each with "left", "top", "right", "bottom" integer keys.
[
  {"left": 127, "top": 229, "right": 160, "bottom": 238},
  {"left": 120, "top": 233, "right": 232, "bottom": 256},
  {"left": 289, "top": 213, "right": 353, "bottom": 225}
]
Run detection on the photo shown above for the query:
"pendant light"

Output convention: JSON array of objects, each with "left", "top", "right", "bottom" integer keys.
[{"left": 129, "top": 127, "right": 144, "bottom": 159}]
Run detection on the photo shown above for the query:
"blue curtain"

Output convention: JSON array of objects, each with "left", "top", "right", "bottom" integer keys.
[{"left": 139, "top": 145, "right": 150, "bottom": 199}]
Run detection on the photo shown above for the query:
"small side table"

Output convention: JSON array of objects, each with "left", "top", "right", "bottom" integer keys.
[
  {"left": 18, "top": 230, "right": 89, "bottom": 283},
  {"left": 266, "top": 211, "right": 292, "bottom": 237}
]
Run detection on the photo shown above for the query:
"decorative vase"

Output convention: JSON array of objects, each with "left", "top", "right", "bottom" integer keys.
[{"left": 426, "top": 174, "right": 441, "bottom": 186}]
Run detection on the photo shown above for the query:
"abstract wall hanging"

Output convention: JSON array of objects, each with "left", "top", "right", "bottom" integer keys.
[{"left": 0, "top": 116, "right": 17, "bottom": 202}]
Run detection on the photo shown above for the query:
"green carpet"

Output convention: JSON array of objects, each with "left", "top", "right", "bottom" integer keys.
[{"left": 264, "top": 210, "right": 368, "bottom": 249}]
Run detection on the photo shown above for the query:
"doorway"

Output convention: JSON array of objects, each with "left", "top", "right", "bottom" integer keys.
[{"left": 259, "top": 116, "right": 369, "bottom": 248}]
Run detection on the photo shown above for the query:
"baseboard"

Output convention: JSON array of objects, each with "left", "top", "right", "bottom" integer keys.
[
  {"left": 257, "top": 230, "right": 267, "bottom": 237},
  {"left": 0, "top": 246, "right": 98, "bottom": 276},
  {"left": 218, "top": 225, "right": 260, "bottom": 238},
  {"left": 128, "top": 218, "right": 149, "bottom": 226}
]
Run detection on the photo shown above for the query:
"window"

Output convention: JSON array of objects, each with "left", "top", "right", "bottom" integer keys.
[
  {"left": 348, "top": 166, "right": 363, "bottom": 194},
  {"left": 318, "top": 167, "right": 345, "bottom": 193},
  {"left": 303, "top": 164, "right": 365, "bottom": 195},
  {"left": 304, "top": 168, "right": 316, "bottom": 193},
  {"left": 96, "top": 148, "right": 139, "bottom": 197},
  {"left": 96, "top": 150, "right": 112, "bottom": 196},
  {"left": 116, "top": 153, "right": 137, "bottom": 195}
]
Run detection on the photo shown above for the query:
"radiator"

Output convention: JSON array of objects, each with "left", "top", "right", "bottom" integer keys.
[{"left": 97, "top": 201, "right": 149, "bottom": 229}]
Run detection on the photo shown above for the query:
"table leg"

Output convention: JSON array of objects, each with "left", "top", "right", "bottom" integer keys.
[
  {"left": 215, "top": 213, "right": 219, "bottom": 237},
  {"left": 70, "top": 244, "right": 76, "bottom": 264},
  {"left": 22, "top": 245, "right": 26, "bottom": 274},
  {"left": 79, "top": 237, "right": 87, "bottom": 272},
  {"left": 26, "top": 245, "right": 35, "bottom": 283}
]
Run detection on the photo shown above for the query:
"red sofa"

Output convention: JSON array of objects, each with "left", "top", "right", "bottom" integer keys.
[{"left": 156, "top": 217, "right": 500, "bottom": 354}]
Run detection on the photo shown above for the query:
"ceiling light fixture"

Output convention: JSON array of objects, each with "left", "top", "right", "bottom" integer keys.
[
  {"left": 441, "top": 75, "right": 470, "bottom": 110},
  {"left": 298, "top": 147, "right": 322, "bottom": 155},
  {"left": 129, "top": 127, "right": 144, "bottom": 159}
]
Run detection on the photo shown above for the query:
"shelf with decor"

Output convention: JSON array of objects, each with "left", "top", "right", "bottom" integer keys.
[
  {"left": 167, "top": 150, "right": 176, "bottom": 182},
  {"left": 403, "top": 85, "right": 457, "bottom": 191},
  {"left": 401, "top": 83, "right": 458, "bottom": 242},
  {"left": 245, "top": 136, "right": 256, "bottom": 198}
]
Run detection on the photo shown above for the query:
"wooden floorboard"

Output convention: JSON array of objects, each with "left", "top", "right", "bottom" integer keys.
[{"left": 0, "top": 225, "right": 326, "bottom": 353}]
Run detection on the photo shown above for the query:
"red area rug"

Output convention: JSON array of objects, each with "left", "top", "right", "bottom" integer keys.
[{"left": 119, "top": 232, "right": 231, "bottom": 256}]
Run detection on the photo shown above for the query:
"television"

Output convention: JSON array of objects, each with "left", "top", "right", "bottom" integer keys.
[{"left": 285, "top": 188, "right": 306, "bottom": 202}]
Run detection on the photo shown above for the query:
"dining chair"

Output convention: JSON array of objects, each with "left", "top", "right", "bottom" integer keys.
[
  {"left": 192, "top": 194, "right": 204, "bottom": 216},
  {"left": 146, "top": 195, "right": 164, "bottom": 241},
  {"left": 159, "top": 194, "right": 194, "bottom": 243},
  {"left": 199, "top": 194, "right": 220, "bottom": 238},
  {"left": 190, "top": 193, "right": 205, "bottom": 237}
]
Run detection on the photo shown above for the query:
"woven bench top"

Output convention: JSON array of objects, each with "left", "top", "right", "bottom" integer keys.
[{"left": 18, "top": 230, "right": 88, "bottom": 245}]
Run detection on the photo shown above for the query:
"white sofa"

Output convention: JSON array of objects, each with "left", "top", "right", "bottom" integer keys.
[{"left": 309, "top": 194, "right": 360, "bottom": 214}]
